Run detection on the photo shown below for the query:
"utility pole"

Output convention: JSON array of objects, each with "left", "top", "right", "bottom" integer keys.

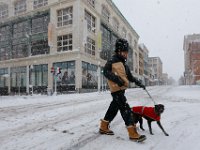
[
  {"left": 18, "top": 72, "right": 21, "bottom": 96},
  {"left": 30, "top": 65, "right": 34, "bottom": 95},
  {"left": 51, "top": 67, "right": 61, "bottom": 96},
  {"left": 54, "top": 75, "right": 57, "bottom": 95}
]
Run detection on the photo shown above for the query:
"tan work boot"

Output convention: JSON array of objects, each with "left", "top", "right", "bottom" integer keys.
[
  {"left": 127, "top": 125, "right": 146, "bottom": 142},
  {"left": 99, "top": 119, "right": 114, "bottom": 135}
]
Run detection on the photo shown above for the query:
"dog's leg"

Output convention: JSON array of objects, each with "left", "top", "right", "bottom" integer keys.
[
  {"left": 157, "top": 121, "right": 169, "bottom": 136},
  {"left": 139, "top": 117, "right": 145, "bottom": 131},
  {"left": 147, "top": 120, "right": 153, "bottom": 135}
]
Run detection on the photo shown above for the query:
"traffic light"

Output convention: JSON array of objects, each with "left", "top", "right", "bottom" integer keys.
[{"left": 51, "top": 67, "right": 55, "bottom": 73}]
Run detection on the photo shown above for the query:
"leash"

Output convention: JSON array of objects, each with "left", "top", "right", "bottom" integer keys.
[{"left": 144, "top": 89, "right": 157, "bottom": 105}]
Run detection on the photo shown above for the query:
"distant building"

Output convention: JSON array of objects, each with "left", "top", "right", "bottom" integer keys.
[
  {"left": 148, "top": 57, "right": 163, "bottom": 85},
  {"left": 162, "top": 73, "right": 168, "bottom": 85},
  {"left": 138, "top": 45, "right": 144, "bottom": 78},
  {"left": 178, "top": 76, "right": 185, "bottom": 85},
  {"left": 183, "top": 34, "right": 200, "bottom": 85},
  {"left": 138, "top": 44, "right": 150, "bottom": 86}
]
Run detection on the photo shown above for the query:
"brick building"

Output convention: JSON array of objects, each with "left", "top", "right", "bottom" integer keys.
[
  {"left": 188, "top": 42, "right": 200, "bottom": 84},
  {"left": 183, "top": 34, "right": 200, "bottom": 85}
]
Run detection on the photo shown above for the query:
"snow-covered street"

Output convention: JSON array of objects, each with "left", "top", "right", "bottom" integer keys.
[{"left": 0, "top": 86, "right": 200, "bottom": 150}]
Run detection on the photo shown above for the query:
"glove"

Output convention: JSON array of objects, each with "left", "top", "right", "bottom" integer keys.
[
  {"left": 137, "top": 80, "right": 145, "bottom": 90},
  {"left": 140, "top": 84, "right": 146, "bottom": 90},
  {"left": 117, "top": 77, "right": 125, "bottom": 87}
]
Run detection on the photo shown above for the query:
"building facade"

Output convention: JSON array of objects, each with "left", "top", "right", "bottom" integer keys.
[
  {"left": 138, "top": 45, "right": 144, "bottom": 77},
  {"left": 148, "top": 57, "right": 163, "bottom": 85},
  {"left": 138, "top": 43, "right": 150, "bottom": 86},
  {"left": 0, "top": 0, "right": 140, "bottom": 95},
  {"left": 162, "top": 73, "right": 168, "bottom": 85},
  {"left": 183, "top": 34, "right": 200, "bottom": 85}
]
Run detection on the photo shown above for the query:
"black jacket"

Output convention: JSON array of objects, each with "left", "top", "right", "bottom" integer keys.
[{"left": 103, "top": 54, "right": 142, "bottom": 92}]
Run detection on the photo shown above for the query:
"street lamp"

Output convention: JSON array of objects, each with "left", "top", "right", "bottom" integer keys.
[
  {"left": 18, "top": 72, "right": 21, "bottom": 96},
  {"left": 30, "top": 65, "right": 34, "bottom": 95}
]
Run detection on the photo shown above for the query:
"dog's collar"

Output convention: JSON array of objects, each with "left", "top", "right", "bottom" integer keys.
[{"left": 153, "top": 107, "right": 160, "bottom": 116}]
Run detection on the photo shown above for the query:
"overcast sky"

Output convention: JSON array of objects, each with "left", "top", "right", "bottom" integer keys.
[{"left": 113, "top": 0, "right": 200, "bottom": 80}]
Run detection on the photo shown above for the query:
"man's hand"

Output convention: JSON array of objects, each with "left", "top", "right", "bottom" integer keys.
[
  {"left": 140, "top": 84, "right": 146, "bottom": 90},
  {"left": 117, "top": 77, "right": 125, "bottom": 87},
  {"left": 137, "top": 80, "right": 146, "bottom": 90}
]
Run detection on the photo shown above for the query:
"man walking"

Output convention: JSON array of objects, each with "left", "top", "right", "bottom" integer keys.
[{"left": 99, "top": 38, "right": 146, "bottom": 142}]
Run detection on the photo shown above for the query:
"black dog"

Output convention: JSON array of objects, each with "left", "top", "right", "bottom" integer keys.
[{"left": 131, "top": 104, "right": 169, "bottom": 136}]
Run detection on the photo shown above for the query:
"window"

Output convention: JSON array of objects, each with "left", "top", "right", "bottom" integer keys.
[
  {"left": 154, "top": 74, "right": 157, "bottom": 79},
  {"left": 0, "top": 47, "right": 10, "bottom": 61},
  {"left": 100, "top": 25, "right": 111, "bottom": 60},
  {"left": 32, "top": 64, "right": 48, "bottom": 87},
  {"left": 57, "top": 34, "right": 73, "bottom": 52},
  {"left": 82, "top": 61, "right": 97, "bottom": 89},
  {"left": 85, "top": 10, "right": 96, "bottom": 33},
  {"left": 134, "top": 52, "right": 138, "bottom": 73},
  {"left": 13, "top": 21, "right": 29, "bottom": 41},
  {"left": 53, "top": 61, "right": 76, "bottom": 91},
  {"left": 0, "top": 26, "right": 11, "bottom": 61},
  {"left": 128, "top": 34, "right": 132, "bottom": 45},
  {"left": 14, "top": 0, "right": 26, "bottom": 15},
  {"left": 31, "top": 14, "right": 50, "bottom": 56},
  {"left": 57, "top": 7, "right": 73, "bottom": 27},
  {"left": 10, "top": 67, "right": 26, "bottom": 89},
  {"left": 31, "top": 38, "right": 49, "bottom": 55},
  {"left": 85, "top": 37, "right": 95, "bottom": 55},
  {"left": 111, "top": 34, "right": 118, "bottom": 52},
  {"left": 133, "top": 39, "right": 137, "bottom": 48},
  {"left": 0, "top": 4, "right": 8, "bottom": 19},
  {"left": 102, "top": 5, "right": 110, "bottom": 22},
  {"left": 113, "top": 17, "right": 119, "bottom": 32},
  {"left": 12, "top": 21, "right": 30, "bottom": 58},
  {"left": 32, "top": 15, "right": 49, "bottom": 34},
  {"left": 127, "top": 47, "right": 133, "bottom": 71},
  {"left": 0, "top": 26, "right": 10, "bottom": 42},
  {"left": 87, "top": 0, "right": 95, "bottom": 8},
  {"left": 12, "top": 44, "right": 28, "bottom": 58},
  {"left": 0, "top": 68, "right": 8, "bottom": 88},
  {"left": 33, "top": 0, "right": 48, "bottom": 9}
]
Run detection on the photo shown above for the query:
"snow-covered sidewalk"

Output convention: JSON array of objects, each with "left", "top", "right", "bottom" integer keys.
[{"left": 0, "top": 86, "right": 200, "bottom": 150}]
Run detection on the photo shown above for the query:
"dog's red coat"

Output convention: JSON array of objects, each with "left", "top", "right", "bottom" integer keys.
[{"left": 132, "top": 106, "right": 160, "bottom": 121}]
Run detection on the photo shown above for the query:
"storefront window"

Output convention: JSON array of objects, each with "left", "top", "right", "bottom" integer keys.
[
  {"left": 0, "top": 68, "right": 8, "bottom": 95},
  {"left": 32, "top": 64, "right": 48, "bottom": 86},
  {"left": 0, "top": 68, "right": 8, "bottom": 87},
  {"left": 53, "top": 61, "right": 75, "bottom": 92},
  {"left": 82, "top": 61, "right": 98, "bottom": 89},
  {"left": 10, "top": 66, "right": 26, "bottom": 93}
]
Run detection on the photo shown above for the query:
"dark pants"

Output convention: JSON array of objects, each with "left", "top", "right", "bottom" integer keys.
[{"left": 104, "top": 90, "right": 134, "bottom": 126}]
